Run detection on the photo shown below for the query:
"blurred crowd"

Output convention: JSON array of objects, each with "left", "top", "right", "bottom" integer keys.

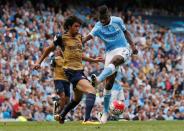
[{"left": 0, "top": 1, "right": 184, "bottom": 121}]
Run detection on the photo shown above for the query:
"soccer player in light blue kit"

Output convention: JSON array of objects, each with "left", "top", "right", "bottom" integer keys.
[{"left": 83, "top": 5, "right": 138, "bottom": 124}]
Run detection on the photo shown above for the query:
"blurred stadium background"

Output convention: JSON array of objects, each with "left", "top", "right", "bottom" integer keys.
[{"left": 0, "top": 0, "right": 184, "bottom": 127}]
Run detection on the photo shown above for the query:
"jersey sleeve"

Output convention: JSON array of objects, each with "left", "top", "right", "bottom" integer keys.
[
  {"left": 53, "top": 33, "right": 63, "bottom": 49},
  {"left": 53, "top": 35, "right": 59, "bottom": 47},
  {"left": 89, "top": 24, "right": 99, "bottom": 37},
  {"left": 116, "top": 17, "right": 126, "bottom": 31}
]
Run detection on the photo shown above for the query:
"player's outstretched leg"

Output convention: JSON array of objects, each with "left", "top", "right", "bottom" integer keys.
[
  {"left": 82, "top": 93, "right": 100, "bottom": 124},
  {"left": 84, "top": 93, "right": 96, "bottom": 121},
  {"left": 55, "top": 100, "right": 80, "bottom": 124},
  {"left": 81, "top": 91, "right": 97, "bottom": 123},
  {"left": 56, "top": 88, "right": 82, "bottom": 124},
  {"left": 76, "top": 79, "right": 100, "bottom": 125},
  {"left": 98, "top": 74, "right": 116, "bottom": 124},
  {"left": 101, "top": 89, "right": 111, "bottom": 123},
  {"left": 91, "top": 64, "right": 115, "bottom": 87},
  {"left": 91, "top": 54, "right": 124, "bottom": 88},
  {"left": 96, "top": 89, "right": 111, "bottom": 124},
  {"left": 97, "top": 64, "right": 116, "bottom": 83}
]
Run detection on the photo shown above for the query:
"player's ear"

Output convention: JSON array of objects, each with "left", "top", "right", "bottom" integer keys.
[{"left": 68, "top": 25, "right": 72, "bottom": 30}]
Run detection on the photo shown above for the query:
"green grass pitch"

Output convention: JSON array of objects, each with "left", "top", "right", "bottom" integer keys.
[{"left": 0, "top": 121, "right": 184, "bottom": 131}]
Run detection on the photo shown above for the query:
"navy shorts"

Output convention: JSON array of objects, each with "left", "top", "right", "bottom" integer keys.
[
  {"left": 54, "top": 80, "right": 70, "bottom": 97},
  {"left": 64, "top": 69, "right": 88, "bottom": 89}
]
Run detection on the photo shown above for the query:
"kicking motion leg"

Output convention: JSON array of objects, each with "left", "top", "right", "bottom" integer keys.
[
  {"left": 91, "top": 55, "right": 124, "bottom": 87},
  {"left": 97, "top": 73, "right": 116, "bottom": 124}
]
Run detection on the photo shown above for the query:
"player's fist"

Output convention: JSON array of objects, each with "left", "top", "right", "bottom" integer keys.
[
  {"left": 32, "top": 62, "right": 41, "bottom": 70},
  {"left": 132, "top": 48, "right": 138, "bottom": 55},
  {"left": 94, "top": 57, "right": 104, "bottom": 63},
  {"left": 131, "top": 45, "right": 138, "bottom": 55},
  {"left": 54, "top": 33, "right": 62, "bottom": 46}
]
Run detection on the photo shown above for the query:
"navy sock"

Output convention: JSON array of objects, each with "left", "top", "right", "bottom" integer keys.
[
  {"left": 60, "top": 100, "right": 79, "bottom": 118},
  {"left": 85, "top": 93, "right": 96, "bottom": 121}
]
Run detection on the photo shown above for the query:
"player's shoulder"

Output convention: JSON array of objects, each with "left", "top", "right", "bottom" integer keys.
[
  {"left": 94, "top": 21, "right": 102, "bottom": 27},
  {"left": 62, "top": 32, "right": 69, "bottom": 38},
  {"left": 76, "top": 33, "right": 82, "bottom": 40},
  {"left": 77, "top": 32, "right": 82, "bottom": 37},
  {"left": 111, "top": 16, "right": 120, "bottom": 19},
  {"left": 111, "top": 16, "right": 123, "bottom": 22},
  {"left": 55, "top": 56, "right": 63, "bottom": 60}
]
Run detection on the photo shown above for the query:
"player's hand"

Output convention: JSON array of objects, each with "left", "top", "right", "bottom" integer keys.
[
  {"left": 94, "top": 57, "right": 104, "bottom": 63},
  {"left": 132, "top": 48, "right": 138, "bottom": 55},
  {"left": 32, "top": 62, "right": 41, "bottom": 70},
  {"left": 131, "top": 45, "right": 138, "bottom": 55}
]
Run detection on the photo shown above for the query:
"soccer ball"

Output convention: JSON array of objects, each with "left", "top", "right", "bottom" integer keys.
[{"left": 110, "top": 100, "right": 125, "bottom": 115}]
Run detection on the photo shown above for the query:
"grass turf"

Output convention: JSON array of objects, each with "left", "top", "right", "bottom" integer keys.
[{"left": 0, "top": 121, "right": 184, "bottom": 131}]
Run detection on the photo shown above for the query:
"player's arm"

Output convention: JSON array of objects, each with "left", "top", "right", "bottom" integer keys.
[
  {"left": 33, "top": 44, "right": 55, "bottom": 70},
  {"left": 124, "top": 30, "right": 138, "bottom": 54},
  {"left": 82, "top": 34, "right": 93, "bottom": 44},
  {"left": 33, "top": 34, "right": 63, "bottom": 70},
  {"left": 82, "top": 55, "right": 104, "bottom": 63},
  {"left": 117, "top": 17, "right": 138, "bottom": 55},
  {"left": 82, "top": 24, "right": 98, "bottom": 44}
]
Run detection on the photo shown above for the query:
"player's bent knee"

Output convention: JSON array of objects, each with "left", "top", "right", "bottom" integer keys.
[
  {"left": 105, "top": 75, "right": 116, "bottom": 90},
  {"left": 60, "top": 95, "right": 65, "bottom": 101},
  {"left": 113, "top": 58, "right": 124, "bottom": 66},
  {"left": 73, "top": 97, "right": 82, "bottom": 103},
  {"left": 86, "top": 86, "right": 96, "bottom": 94},
  {"left": 59, "top": 92, "right": 65, "bottom": 99},
  {"left": 76, "top": 79, "right": 96, "bottom": 94},
  {"left": 65, "top": 97, "right": 70, "bottom": 104},
  {"left": 105, "top": 83, "right": 113, "bottom": 90},
  {"left": 111, "top": 56, "right": 124, "bottom": 66}
]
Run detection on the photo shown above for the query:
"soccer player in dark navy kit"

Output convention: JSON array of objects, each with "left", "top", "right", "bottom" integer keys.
[{"left": 34, "top": 16, "right": 103, "bottom": 124}]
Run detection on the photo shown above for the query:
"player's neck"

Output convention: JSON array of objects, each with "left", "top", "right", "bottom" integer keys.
[
  {"left": 105, "top": 20, "right": 110, "bottom": 25},
  {"left": 102, "top": 18, "right": 111, "bottom": 26},
  {"left": 68, "top": 31, "right": 77, "bottom": 37}
]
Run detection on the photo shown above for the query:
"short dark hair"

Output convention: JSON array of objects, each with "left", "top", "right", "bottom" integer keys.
[
  {"left": 64, "top": 16, "right": 82, "bottom": 31},
  {"left": 98, "top": 5, "right": 109, "bottom": 18},
  {"left": 98, "top": 5, "right": 109, "bottom": 16}
]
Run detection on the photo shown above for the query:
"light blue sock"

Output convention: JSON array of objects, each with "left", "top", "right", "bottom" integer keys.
[
  {"left": 103, "top": 90, "right": 111, "bottom": 114},
  {"left": 98, "top": 64, "right": 115, "bottom": 82}
]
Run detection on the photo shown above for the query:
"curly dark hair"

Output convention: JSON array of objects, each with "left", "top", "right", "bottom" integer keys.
[{"left": 64, "top": 15, "right": 82, "bottom": 31}]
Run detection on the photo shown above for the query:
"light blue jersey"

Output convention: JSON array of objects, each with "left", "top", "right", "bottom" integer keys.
[
  {"left": 112, "top": 70, "right": 123, "bottom": 91},
  {"left": 90, "top": 16, "right": 128, "bottom": 52}
]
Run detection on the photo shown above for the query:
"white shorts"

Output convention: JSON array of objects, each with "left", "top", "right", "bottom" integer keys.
[
  {"left": 105, "top": 47, "right": 131, "bottom": 67},
  {"left": 111, "top": 89, "right": 125, "bottom": 102}
]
